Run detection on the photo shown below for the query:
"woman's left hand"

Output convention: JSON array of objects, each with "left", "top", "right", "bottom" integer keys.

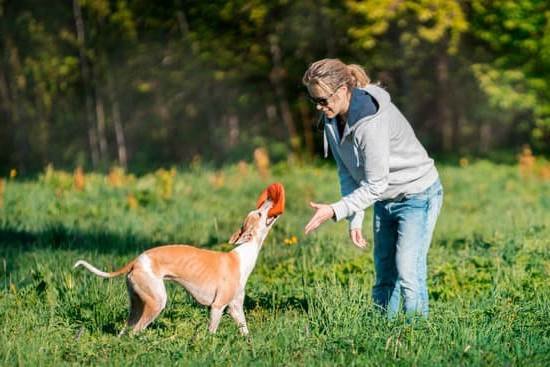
[
  {"left": 304, "top": 202, "right": 335, "bottom": 235},
  {"left": 349, "top": 228, "right": 367, "bottom": 249}
]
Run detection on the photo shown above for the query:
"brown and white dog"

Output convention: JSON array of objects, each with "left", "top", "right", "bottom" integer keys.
[{"left": 74, "top": 192, "right": 282, "bottom": 336}]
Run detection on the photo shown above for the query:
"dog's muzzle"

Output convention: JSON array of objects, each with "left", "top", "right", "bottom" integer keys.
[{"left": 266, "top": 215, "right": 279, "bottom": 226}]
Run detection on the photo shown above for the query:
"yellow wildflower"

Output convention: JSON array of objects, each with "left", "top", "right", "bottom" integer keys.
[
  {"left": 254, "top": 147, "right": 270, "bottom": 179},
  {"left": 127, "top": 194, "right": 139, "bottom": 209},
  {"left": 108, "top": 167, "right": 125, "bottom": 187},
  {"left": 73, "top": 167, "right": 85, "bottom": 191},
  {"left": 208, "top": 171, "right": 225, "bottom": 189},
  {"left": 284, "top": 235, "right": 298, "bottom": 245},
  {"left": 238, "top": 160, "right": 248, "bottom": 176},
  {"left": 518, "top": 145, "right": 535, "bottom": 178}
]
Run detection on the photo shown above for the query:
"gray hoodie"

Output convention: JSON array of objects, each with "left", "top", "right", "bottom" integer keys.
[{"left": 324, "top": 85, "right": 439, "bottom": 230}]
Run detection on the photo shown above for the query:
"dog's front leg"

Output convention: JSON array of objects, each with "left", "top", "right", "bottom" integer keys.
[
  {"left": 228, "top": 292, "right": 249, "bottom": 335},
  {"left": 208, "top": 306, "right": 226, "bottom": 333}
]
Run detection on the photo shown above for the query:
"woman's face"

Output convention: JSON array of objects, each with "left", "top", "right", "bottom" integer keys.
[{"left": 308, "top": 84, "right": 350, "bottom": 119}]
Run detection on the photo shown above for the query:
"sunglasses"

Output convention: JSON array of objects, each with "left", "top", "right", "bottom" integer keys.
[{"left": 307, "top": 85, "right": 343, "bottom": 107}]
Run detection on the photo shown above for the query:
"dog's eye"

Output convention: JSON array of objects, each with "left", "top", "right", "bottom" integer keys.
[{"left": 257, "top": 212, "right": 262, "bottom": 218}]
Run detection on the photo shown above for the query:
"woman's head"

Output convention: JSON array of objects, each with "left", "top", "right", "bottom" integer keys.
[{"left": 302, "top": 58, "right": 370, "bottom": 118}]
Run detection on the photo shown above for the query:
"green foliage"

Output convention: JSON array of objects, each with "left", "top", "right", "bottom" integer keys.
[
  {"left": 2, "top": 1, "right": 549, "bottom": 174},
  {"left": 0, "top": 160, "right": 548, "bottom": 365},
  {"left": 348, "top": 0, "right": 467, "bottom": 54},
  {"left": 470, "top": 0, "right": 550, "bottom": 149}
]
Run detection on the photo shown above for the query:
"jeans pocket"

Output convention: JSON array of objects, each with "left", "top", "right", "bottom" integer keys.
[
  {"left": 403, "top": 195, "right": 429, "bottom": 209},
  {"left": 404, "top": 190, "right": 429, "bottom": 204}
]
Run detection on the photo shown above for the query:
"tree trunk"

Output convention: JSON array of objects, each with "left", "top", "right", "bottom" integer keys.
[
  {"left": 436, "top": 51, "right": 454, "bottom": 152},
  {"left": 298, "top": 98, "right": 315, "bottom": 159},
  {"left": 95, "top": 93, "right": 108, "bottom": 166},
  {"left": 107, "top": 71, "right": 128, "bottom": 169},
  {"left": 176, "top": 8, "right": 190, "bottom": 41},
  {"left": 0, "top": 8, "right": 10, "bottom": 123},
  {"left": 226, "top": 114, "right": 240, "bottom": 148},
  {"left": 479, "top": 122, "right": 491, "bottom": 154},
  {"left": 0, "top": 3, "right": 14, "bottom": 168},
  {"left": 0, "top": 49, "right": 14, "bottom": 168},
  {"left": 0, "top": 66, "right": 10, "bottom": 123},
  {"left": 268, "top": 34, "right": 300, "bottom": 157},
  {"left": 73, "top": 0, "right": 99, "bottom": 169},
  {"left": 33, "top": 84, "right": 50, "bottom": 167},
  {"left": 3, "top": 36, "right": 28, "bottom": 171}
]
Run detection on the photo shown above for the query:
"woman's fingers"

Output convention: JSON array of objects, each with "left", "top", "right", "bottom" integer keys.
[
  {"left": 309, "top": 201, "right": 321, "bottom": 209},
  {"left": 304, "top": 219, "right": 319, "bottom": 235},
  {"left": 350, "top": 229, "right": 367, "bottom": 249},
  {"left": 353, "top": 237, "right": 366, "bottom": 248},
  {"left": 305, "top": 213, "right": 325, "bottom": 234},
  {"left": 304, "top": 215, "right": 324, "bottom": 234},
  {"left": 304, "top": 203, "right": 334, "bottom": 235},
  {"left": 350, "top": 231, "right": 360, "bottom": 247}
]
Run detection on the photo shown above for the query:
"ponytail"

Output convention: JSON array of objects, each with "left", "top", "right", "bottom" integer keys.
[{"left": 346, "top": 64, "right": 370, "bottom": 88}]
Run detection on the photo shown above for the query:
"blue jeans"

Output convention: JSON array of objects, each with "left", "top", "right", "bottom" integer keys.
[{"left": 372, "top": 179, "right": 443, "bottom": 317}]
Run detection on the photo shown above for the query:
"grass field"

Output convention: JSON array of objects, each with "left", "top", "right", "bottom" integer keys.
[{"left": 0, "top": 159, "right": 549, "bottom": 366}]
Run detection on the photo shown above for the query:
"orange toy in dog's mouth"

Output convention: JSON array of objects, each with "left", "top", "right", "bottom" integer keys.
[{"left": 256, "top": 183, "right": 285, "bottom": 218}]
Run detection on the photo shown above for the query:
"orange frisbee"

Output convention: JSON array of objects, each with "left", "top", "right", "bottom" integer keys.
[{"left": 256, "top": 182, "right": 285, "bottom": 217}]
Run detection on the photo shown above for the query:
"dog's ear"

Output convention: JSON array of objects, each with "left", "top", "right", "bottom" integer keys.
[
  {"left": 229, "top": 230, "right": 253, "bottom": 245},
  {"left": 229, "top": 213, "right": 260, "bottom": 245},
  {"left": 228, "top": 227, "right": 243, "bottom": 244},
  {"left": 228, "top": 225, "right": 254, "bottom": 245}
]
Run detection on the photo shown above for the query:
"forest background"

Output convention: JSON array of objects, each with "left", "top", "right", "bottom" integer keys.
[
  {"left": 1, "top": 0, "right": 549, "bottom": 174},
  {"left": 1, "top": 2, "right": 549, "bottom": 365}
]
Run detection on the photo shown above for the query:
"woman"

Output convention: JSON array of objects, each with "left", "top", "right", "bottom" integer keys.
[{"left": 303, "top": 58, "right": 443, "bottom": 317}]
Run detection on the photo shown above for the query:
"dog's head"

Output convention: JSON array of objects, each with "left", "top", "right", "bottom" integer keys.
[
  {"left": 228, "top": 198, "right": 281, "bottom": 246},
  {"left": 229, "top": 183, "right": 285, "bottom": 246}
]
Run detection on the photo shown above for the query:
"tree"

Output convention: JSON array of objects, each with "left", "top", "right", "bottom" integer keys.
[{"left": 469, "top": 0, "right": 550, "bottom": 153}]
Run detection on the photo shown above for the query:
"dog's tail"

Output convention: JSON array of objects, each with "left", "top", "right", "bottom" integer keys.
[{"left": 73, "top": 259, "right": 135, "bottom": 278}]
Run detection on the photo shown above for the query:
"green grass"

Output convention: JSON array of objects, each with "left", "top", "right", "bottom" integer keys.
[{"left": 1, "top": 160, "right": 549, "bottom": 366}]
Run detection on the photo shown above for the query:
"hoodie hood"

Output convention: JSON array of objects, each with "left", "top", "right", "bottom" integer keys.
[
  {"left": 346, "top": 85, "right": 391, "bottom": 133},
  {"left": 323, "top": 84, "right": 391, "bottom": 158}
]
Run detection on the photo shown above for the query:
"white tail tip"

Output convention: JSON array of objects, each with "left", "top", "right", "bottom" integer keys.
[{"left": 73, "top": 259, "right": 111, "bottom": 278}]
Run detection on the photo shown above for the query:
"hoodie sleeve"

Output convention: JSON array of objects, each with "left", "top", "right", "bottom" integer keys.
[
  {"left": 330, "top": 118, "right": 390, "bottom": 221},
  {"left": 329, "top": 133, "right": 366, "bottom": 230}
]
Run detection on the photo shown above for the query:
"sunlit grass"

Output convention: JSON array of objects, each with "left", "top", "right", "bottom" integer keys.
[{"left": 0, "top": 159, "right": 549, "bottom": 365}]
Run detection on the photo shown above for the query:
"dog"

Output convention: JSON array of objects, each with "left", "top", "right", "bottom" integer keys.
[{"left": 74, "top": 184, "right": 284, "bottom": 336}]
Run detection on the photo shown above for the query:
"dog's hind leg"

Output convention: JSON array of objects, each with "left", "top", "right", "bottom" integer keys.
[
  {"left": 118, "top": 276, "right": 146, "bottom": 336},
  {"left": 126, "top": 270, "right": 167, "bottom": 333}
]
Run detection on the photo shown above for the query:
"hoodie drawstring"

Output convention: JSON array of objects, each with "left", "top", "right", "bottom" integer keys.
[
  {"left": 323, "top": 129, "right": 329, "bottom": 158},
  {"left": 353, "top": 144, "right": 360, "bottom": 167},
  {"left": 324, "top": 128, "right": 360, "bottom": 167}
]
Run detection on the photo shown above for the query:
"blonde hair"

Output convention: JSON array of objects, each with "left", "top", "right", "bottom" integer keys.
[{"left": 302, "top": 58, "right": 370, "bottom": 94}]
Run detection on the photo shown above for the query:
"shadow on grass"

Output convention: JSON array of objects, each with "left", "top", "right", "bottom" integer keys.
[
  {"left": 0, "top": 224, "right": 155, "bottom": 256},
  {"left": 244, "top": 293, "right": 308, "bottom": 313},
  {"left": 0, "top": 224, "right": 236, "bottom": 255}
]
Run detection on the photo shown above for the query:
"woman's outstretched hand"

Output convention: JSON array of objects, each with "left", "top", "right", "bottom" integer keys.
[
  {"left": 349, "top": 228, "right": 367, "bottom": 249},
  {"left": 304, "top": 202, "right": 335, "bottom": 235}
]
